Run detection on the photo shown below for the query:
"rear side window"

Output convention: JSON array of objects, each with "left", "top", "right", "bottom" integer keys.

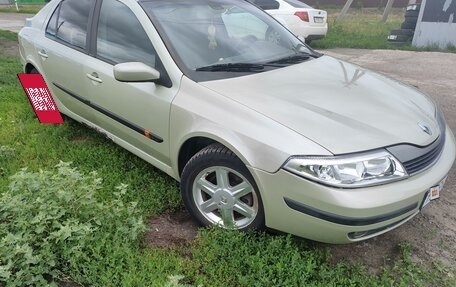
[
  {"left": 96, "top": 0, "right": 157, "bottom": 68},
  {"left": 46, "top": 0, "right": 93, "bottom": 50}
]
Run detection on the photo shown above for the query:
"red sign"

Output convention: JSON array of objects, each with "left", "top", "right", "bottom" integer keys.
[{"left": 17, "top": 74, "right": 64, "bottom": 124}]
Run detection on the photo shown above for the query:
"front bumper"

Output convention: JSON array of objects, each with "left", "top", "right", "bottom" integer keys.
[{"left": 249, "top": 128, "right": 456, "bottom": 243}]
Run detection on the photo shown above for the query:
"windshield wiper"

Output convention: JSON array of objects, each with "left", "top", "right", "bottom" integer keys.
[
  {"left": 195, "top": 62, "right": 281, "bottom": 72},
  {"left": 292, "top": 43, "right": 321, "bottom": 58},
  {"left": 267, "top": 52, "right": 317, "bottom": 65}
]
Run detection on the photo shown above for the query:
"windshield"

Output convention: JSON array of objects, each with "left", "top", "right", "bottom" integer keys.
[{"left": 141, "top": 0, "right": 316, "bottom": 81}]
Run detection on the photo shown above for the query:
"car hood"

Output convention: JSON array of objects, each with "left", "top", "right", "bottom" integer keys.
[{"left": 199, "top": 55, "right": 439, "bottom": 155}]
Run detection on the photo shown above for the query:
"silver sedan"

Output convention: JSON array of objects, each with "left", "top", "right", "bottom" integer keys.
[{"left": 18, "top": 0, "right": 455, "bottom": 243}]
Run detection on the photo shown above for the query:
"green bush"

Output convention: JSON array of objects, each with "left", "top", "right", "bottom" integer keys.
[
  {"left": 0, "top": 145, "right": 15, "bottom": 159},
  {"left": 0, "top": 162, "right": 145, "bottom": 286}
]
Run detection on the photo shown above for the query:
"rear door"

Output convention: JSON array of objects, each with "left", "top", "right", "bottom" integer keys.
[
  {"left": 34, "top": 0, "right": 96, "bottom": 124},
  {"left": 84, "top": 0, "right": 176, "bottom": 163}
]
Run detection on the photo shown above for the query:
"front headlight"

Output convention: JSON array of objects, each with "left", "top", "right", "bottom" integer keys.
[{"left": 283, "top": 150, "right": 408, "bottom": 188}]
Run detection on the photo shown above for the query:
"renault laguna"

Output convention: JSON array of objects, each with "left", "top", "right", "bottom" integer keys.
[{"left": 18, "top": 0, "right": 455, "bottom": 243}]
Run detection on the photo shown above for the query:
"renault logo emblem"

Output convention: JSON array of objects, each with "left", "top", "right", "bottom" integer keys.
[{"left": 418, "top": 122, "right": 432, "bottom": 135}]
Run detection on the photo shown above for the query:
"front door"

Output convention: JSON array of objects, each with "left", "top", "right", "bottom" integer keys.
[{"left": 84, "top": 0, "right": 176, "bottom": 164}]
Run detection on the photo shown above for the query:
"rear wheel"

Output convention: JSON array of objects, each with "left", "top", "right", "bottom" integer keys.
[{"left": 180, "top": 144, "right": 265, "bottom": 230}]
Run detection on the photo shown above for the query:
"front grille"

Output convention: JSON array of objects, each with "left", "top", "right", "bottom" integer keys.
[
  {"left": 402, "top": 134, "right": 445, "bottom": 174},
  {"left": 387, "top": 111, "right": 447, "bottom": 176}
]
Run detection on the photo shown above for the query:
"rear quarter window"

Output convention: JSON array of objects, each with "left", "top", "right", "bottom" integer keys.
[{"left": 45, "top": 0, "right": 93, "bottom": 50}]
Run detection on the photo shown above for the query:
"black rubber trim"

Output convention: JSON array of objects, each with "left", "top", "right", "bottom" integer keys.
[
  {"left": 306, "top": 34, "right": 325, "bottom": 41},
  {"left": 53, "top": 82, "right": 163, "bottom": 143},
  {"left": 347, "top": 215, "right": 413, "bottom": 240},
  {"left": 419, "top": 191, "right": 430, "bottom": 210},
  {"left": 283, "top": 197, "right": 418, "bottom": 226}
]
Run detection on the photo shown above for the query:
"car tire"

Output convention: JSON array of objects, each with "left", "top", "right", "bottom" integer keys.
[
  {"left": 389, "top": 29, "right": 414, "bottom": 37},
  {"left": 401, "top": 21, "right": 417, "bottom": 30},
  {"left": 405, "top": 4, "right": 420, "bottom": 17},
  {"left": 30, "top": 68, "right": 39, "bottom": 74},
  {"left": 180, "top": 144, "right": 265, "bottom": 231},
  {"left": 404, "top": 15, "right": 418, "bottom": 24},
  {"left": 387, "top": 33, "right": 412, "bottom": 43}
]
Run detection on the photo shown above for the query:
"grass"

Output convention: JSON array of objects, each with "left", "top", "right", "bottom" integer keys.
[
  {"left": 0, "top": 5, "right": 44, "bottom": 14},
  {"left": 310, "top": 8, "right": 456, "bottom": 53},
  {"left": 312, "top": 8, "right": 403, "bottom": 50},
  {"left": 1, "top": 28, "right": 455, "bottom": 286},
  {"left": 0, "top": 29, "right": 18, "bottom": 41}
]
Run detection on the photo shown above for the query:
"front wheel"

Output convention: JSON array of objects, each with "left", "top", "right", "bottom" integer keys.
[{"left": 180, "top": 144, "right": 265, "bottom": 231}]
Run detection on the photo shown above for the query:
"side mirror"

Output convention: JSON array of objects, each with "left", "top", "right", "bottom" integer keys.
[{"left": 113, "top": 62, "right": 160, "bottom": 83}]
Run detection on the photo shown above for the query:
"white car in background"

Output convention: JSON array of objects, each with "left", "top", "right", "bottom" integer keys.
[{"left": 249, "top": 0, "right": 328, "bottom": 43}]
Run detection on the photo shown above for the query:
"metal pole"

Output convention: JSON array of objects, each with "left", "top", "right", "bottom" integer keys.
[
  {"left": 336, "top": 0, "right": 354, "bottom": 21},
  {"left": 14, "top": 0, "right": 19, "bottom": 12},
  {"left": 382, "top": 0, "right": 395, "bottom": 22}
]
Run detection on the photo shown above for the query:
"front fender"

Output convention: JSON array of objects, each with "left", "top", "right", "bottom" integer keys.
[{"left": 169, "top": 76, "right": 331, "bottom": 178}]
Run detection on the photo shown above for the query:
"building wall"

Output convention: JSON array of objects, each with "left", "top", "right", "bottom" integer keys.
[{"left": 413, "top": 0, "right": 456, "bottom": 48}]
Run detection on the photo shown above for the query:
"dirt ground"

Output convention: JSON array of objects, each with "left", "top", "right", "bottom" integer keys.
[
  {"left": 1, "top": 15, "right": 455, "bottom": 272},
  {"left": 0, "top": 12, "right": 34, "bottom": 33}
]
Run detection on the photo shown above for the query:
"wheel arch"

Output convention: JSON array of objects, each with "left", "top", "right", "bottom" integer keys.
[
  {"left": 177, "top": 136, "right": 217, "bottom": 176},
  {"left": 176, "top": 133, "right": 253, "bottom": 179},
  {"left": 25, "top": 62, "right": 38, "bottom": 74},
  {"left": 24, "top": 57, "right": 41, "bottom": 74}
]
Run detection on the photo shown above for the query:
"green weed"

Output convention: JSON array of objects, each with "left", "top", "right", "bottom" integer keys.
[
  {"left": 0, "top": 5, "right": 44, "bottom": 14},
  {"left": 0, "top": 163, "right": 145, "bottom": 286}
]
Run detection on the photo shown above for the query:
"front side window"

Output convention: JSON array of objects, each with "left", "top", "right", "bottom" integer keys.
[
  {"left": 46, "top": 0, "right": 93, "bottom": 50},
  {"left": 96, "top": 0, "right": 157, "bottom": 68}
]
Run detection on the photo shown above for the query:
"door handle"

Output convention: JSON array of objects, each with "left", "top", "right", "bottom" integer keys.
[
  {"left": 38, "top": 49, "right": 48, "bottom": 58},
  {"left": 86, "top": 72, "right": 103, "bottom": 83}
]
